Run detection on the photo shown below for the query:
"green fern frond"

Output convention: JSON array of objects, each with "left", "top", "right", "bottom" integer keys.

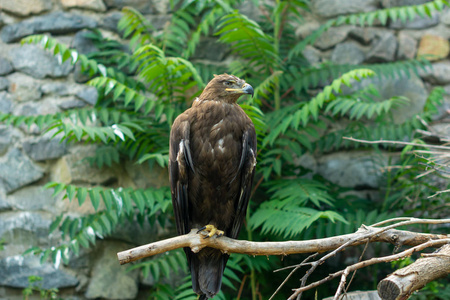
[
  {"left": 88, "top": 76, "right": 154, "bottom": 113},
  {"left": 334, "top": 0, "right": 449, "bottom": 27},
  {"left": 26, "top": 208, "right": 121, "bottom": 265},
  {"left": 0, "top": 112, "right": 58, "bottom": 130},
  {"left": 119, "top": 7, "right": 156, "bottom": 50},
  {"left": 326, "top": 94, "right": 410, "bottom": 120},
  {"left": 163, "top": 5, "right": 197, "bottom": 57},
  {"left": 134, "top": 44, "right": 204, "bottom": 95},
  {"left": 128, "top": 250, "right": 187, "bottom": 282},
  {"left": 85, "top": 146, "right": 120, "bottom": 168},
  {"left": 253, "top": 70, "right": 283, "bottom": 104},
  {"left": 48, "top": 120, "right": 142, "bottom": 144},
  {"left": 173, "top": 277, "right": 201, "bottom": 300},
  {"left": 216, "top": 11, "right": 278, "bottom": 72},
  {"left": 250, "top": 204, "right": 346, "bottom": 238},
  {"left": 267, "top": 179, "right": 334, "bottom": 206},
  {"left": 21, "top": 35, "right": 107, "bottom": 77},
  {"left": 138, "top": 151, "right": 169, "bottom": 167},
  {"left": 263, "top": 68, "right": 375, "bottom": 147},
  {"left": 184, "top": 4, "right": 230, "bottom": 58},
  {"left": 250, "top": 177, "right": 346, "bottom": 238},
  {"left": 241, "top": 104, "right": 266, "bottom": 140}
]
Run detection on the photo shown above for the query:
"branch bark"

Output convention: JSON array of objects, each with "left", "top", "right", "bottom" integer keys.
[
  {"left": 377, "top": 244, "right": 450, "bottom": 300},
  {"left": 117, "top": 221, "right": 448, "bottom": 265}
]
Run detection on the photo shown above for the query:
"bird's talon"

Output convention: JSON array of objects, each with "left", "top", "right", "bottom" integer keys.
[
  {"left": 196, "top": 226, "right": 207, "bottom": 234},
  {"left": 197, "top": 224, "right": 224, "bottom": 238}
]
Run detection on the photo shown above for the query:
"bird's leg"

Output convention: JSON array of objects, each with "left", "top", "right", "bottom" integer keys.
[{"left": 196, "top": 224, "right": 225, "bottom": 239}]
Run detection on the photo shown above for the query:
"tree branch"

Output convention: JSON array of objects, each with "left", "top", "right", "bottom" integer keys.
[
  {"left": 288, "top": 239, "right": 450, "bottom": 300},
  {"left": 342, "top": 136, "right": 450, "bottom": 150},
  {"left": 117, "top": 218, "right": 449, "bottom": 265},
  {"left": 377, "top": 244, "right": 450, "bottom": 300}
]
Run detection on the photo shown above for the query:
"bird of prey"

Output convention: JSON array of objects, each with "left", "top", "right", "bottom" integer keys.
[{"left": 169, "top": 74, "right": 257, "bottom": 299}]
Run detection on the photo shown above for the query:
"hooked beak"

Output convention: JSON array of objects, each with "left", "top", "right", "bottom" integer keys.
[{"left": 225, "top": 83, "right": 254, "bottom": 97}]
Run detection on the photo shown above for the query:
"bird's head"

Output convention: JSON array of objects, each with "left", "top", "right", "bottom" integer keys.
[{"left": 199, "top": 73, "right": 254, "bottom": 103}]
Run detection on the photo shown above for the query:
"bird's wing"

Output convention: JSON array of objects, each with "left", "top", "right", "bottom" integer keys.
[
  {"left": 169, "top": 117, "right": 194, "bottom": 236},
  {"left": 229, "top": 125, "right": 257, "bottom": 239}
]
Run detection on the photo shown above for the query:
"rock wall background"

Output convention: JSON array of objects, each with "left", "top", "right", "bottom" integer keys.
[{"left": 0, "top": 0, "right": 449, "bottom": 299}]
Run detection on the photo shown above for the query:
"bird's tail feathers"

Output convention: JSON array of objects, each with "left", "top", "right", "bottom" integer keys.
[{"left": 189, "top": 248, "right": 228, "bottom": 299}]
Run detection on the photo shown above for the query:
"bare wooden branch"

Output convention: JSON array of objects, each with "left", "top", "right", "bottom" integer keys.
[
  {"left": 377, "top": 244, "right": 450, "bottom": 300},
  {"left": 117, "top": 218, "right": 450, "bottom": 265},
  {"left": 342, "top": 137, "right": 450, "bottom": 150},
  {"left": 288, "top": 239, "right": 450, "bottom": 300}
]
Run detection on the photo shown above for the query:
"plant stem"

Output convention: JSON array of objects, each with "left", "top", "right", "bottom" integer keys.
[
  {"left": 273, "top": 0, "right": 281, "bottom": 111},
  {"left": 245, "top": 208, "right": 258, "bottom": 300}
]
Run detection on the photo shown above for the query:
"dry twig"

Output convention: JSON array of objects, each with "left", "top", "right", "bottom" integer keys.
[
  {"left": 117, "top": 218, "right": 449, "bottom": 300},
  {"left": 117, "top": 218, "right": 449, "bottom": 265}
]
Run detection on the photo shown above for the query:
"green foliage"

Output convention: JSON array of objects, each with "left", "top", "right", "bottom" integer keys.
[
  {"left": 411, "top": 280, "right": 450, "bottom": 300},
  {"left": 22, "top": 276, "right": 60, "bottom": 300},
  {"left": 128, "top": 250, "right": 188, "bottom": 283},
  {"left": 6, "top": 0, "right": 449, "bottom": 299}
]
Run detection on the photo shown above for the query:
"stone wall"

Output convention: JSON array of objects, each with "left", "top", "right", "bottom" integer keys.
[{"left": 0, "top": 0, "right": 449, "bottom": 299}]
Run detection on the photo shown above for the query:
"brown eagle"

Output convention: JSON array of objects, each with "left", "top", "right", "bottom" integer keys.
[{"left": 169, "top": 74, "right": 257, "bottom": 299}]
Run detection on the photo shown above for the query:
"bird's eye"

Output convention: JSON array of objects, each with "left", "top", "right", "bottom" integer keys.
[{"left": 225, "top": 81, "right": 233, "bottom": 86}]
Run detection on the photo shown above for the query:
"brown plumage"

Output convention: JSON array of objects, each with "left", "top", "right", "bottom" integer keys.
[{"left": 169, "top": 74, "right": 257, "bottom": 299}]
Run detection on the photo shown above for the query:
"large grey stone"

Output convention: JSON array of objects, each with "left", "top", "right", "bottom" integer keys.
[
  {"left": 420, "top": 61, "right": 450, "bottom": 84},
  {"left": 71, "top": 30, "right": 98, "bottom": 56},
  {"left": 41, "top": 82, "right": 83, "bottom": 96},
  {"left": 76, "top": 86, "right": 98, "bottom": 105},
  {"left": 9, "top": 45, "right": 73, "bottom": 79},
  {"left": 381, "top": 0, "right": 430, "bottom": 7},
  {"left": 397, "top": 32, "right": 418, "bottom": 60},
  {"left": 0, "top": 12, "right": 97, "bottom": 43},
  {"left": 50, "top": 145, "right": 118, "bottom": 185},
  {"left": 23, "top": 136, "right": 67, "bottom": 161},
  {"left": 57, "top": 97, "right": 87, "bottom": 110},
  {"left": 7, "top": 186, "right": 57, "bottom": 212},
  {"left": 302, "top": 45, "right": 322, "bottom": 66},
  {"left": 110, "top": 218, "right": 161, "bottom": 245},
  {"left": 0, "top": 77, "right": 9, "bottom": 91},
  {"left": 349, "top": 28, "right": 376, "bottom": 45},
  {"left": 124, "top": 161, "right": 169, "bottom": 189},
  {"left": 145, "top": 14, "right": 172, "bottom": 31},
  {"left": 0, "top": 126, "right": 13, "bottom": 155},
  {"left": 85, "top": 241, "right": 139, "bottom": 299},
  {"left": 13, "top": 99, "right": 60, "bottom": 118},
  {"left": 366, "top": 31, "right": 398, "bottom": 62},
  {"left": 71, "top": 30, "right": 99, "bottom": 83},
  {"left": 0, "top": 0, "right": 52, "bottom": 17},
  {"left": 0, "top": 211, "right": 52, "bottom": 240},
  {"left": 0, "top": 255, "right": 78, "bottom": 289},
  {"left": 317, "top": 151, "right": 389, "bottom": 189},
  {"left": 344, "top": 74, "right": 428, "bottom": 124},
  {"left": 295, "top": 18, "right": 321, "bottom": 40},
  {"left": 101, "top": 12, "right": 123, "bottom": 32},
  {"left": 0, "top": 148, "right": 44, "bottom": 194},
  {"left": 312, "top": 0, "right": 378, "bottom": 18},
  {"left": 0, "top": 57, "right": 13, "bottom": 76},
  {"left": 0, "top": 92, "right": 12, "bottom": 114},
  {"left": 7, "top": 73, "right": 42, "bottom": 102},
  {"left": 323, "top": 290, "right": 381, "bottom": 300},
  {"left": 390, "top": 12, "right": 440, "bottom": 29},
  {"left": 331, "top": 42, "right": 365, "bottom": 65},
  {"left": 61, "top": 0, "right": 106, "bottom": 11},
  {"left": 103, "top": 0, "right": 168, "bottom": 14},
  {"left": 314, "top": 26, "right": 352, "bottom": 50},
  {"left": 442, "top": 8, "right": 450, "bottom": 25},
  {"left": 0, "top": 191, "right": 11, "bottom": 212}
]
